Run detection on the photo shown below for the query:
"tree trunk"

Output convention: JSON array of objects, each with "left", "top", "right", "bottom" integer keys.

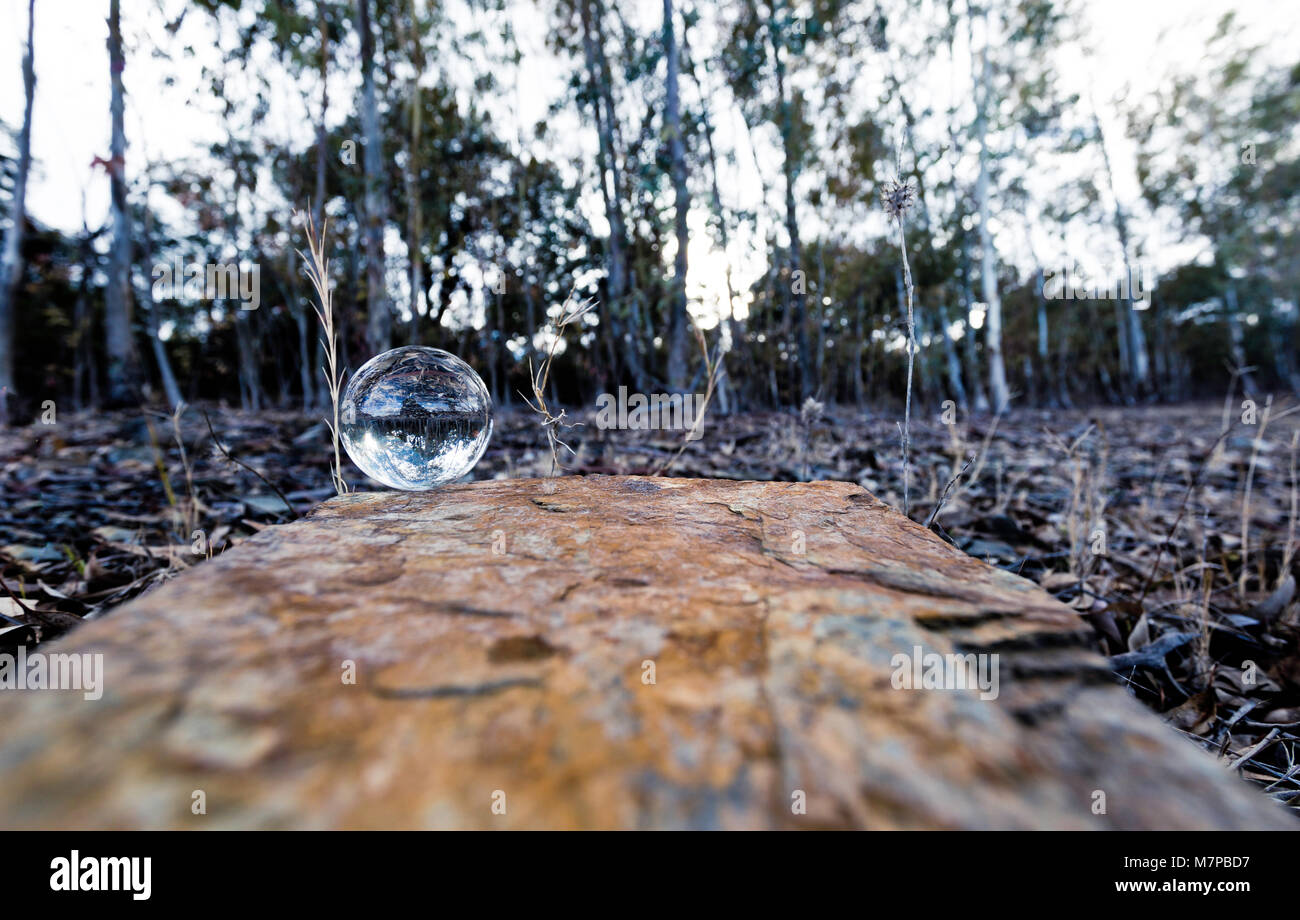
[
  {"left": 405, "top": 0, "right": 424, "bottom": 350},
  {"left": 1126, "top": 296, "right": 1149, "bottom": 392},
  {"left": 357, "top": 0, "right": 389, "bottom": 357},
  {"left": 959, "top": 241, "right": 990, "bottom": 413},
  {"left": 137, "top": 181, "right": 182, "bottom": 409},
  {"left": 1290, "top": 295, "right": 1300, "bottom": 396},
  {"left": 235, "top": 312, "right": 261, "bottom": 412},
  {"left": 287, "top": 246, "right": 314, "bottom": 408},
  {"left": 313, "top": 1, "right": 329, "bottom": 232},
  {"left": 0, "top": 0, "right": 34, "bottom": 424},
  {"left": 682, "top": 18, "right": 740, "bottom": 409},
  {"left": 853, "top": 293, "right": 866, "bottom": 406},
  {"left": 516, "top": 152, "right": 537, "bottom": 365},
  {"left": 223, "top": 141, "right": 260, "bottom": 411},
  {"left": 815, "top": 249, "right": 827, "bottom": 390},
  {"left": 1225, "top": 284, "right": 1256, "bottom": 396},
  {"left": 938, "top": 302, "right": 967, "bottom": 410},
  {"left": 974, "top": 8, "right": 1009, "bottom": 414},
  {"left": 304, "top": 0, "right": 329, "bottom": 408},
  {"left": 1035, "top": 268, "right": 1053, "bottom": 407},
  {"left": 662, "top": 0, "right": 690, "bottom": 391},
  {"left": 105, "top": 0, "right": 139, "bottom": 406},
  {"left": 580, "top": 0, "right": 644, "bottom": 391},
  {"left": 1056, "top": 305, "right": 1074, "bottom": 408},
  {"left": 769, "top": 4, "right": 811, "bottom": 401},
  {"left": 1094, "top": 110, "right": 1149, "bottom": 396},
  {"left": 72, "top": 223, "right": 98, "bottom": 411}
]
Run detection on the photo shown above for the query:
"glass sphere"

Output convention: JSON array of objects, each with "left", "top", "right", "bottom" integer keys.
[{"left": 339, "top": 346, "right": 493, "bottom": 491}]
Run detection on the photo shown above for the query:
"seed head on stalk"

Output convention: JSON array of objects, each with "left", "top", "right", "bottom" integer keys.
[
  {"left": 881, "top": 176, "right": 917, "bottom": 222},
  {"left": 295, "top": 207, "right": 348, "bottom": 497},
  {"left": 883, "top": 152, "right": 918, "bottom": 517}
]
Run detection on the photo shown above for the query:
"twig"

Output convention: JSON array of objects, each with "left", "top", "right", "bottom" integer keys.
[
  {"left": 202, "top": 409, "right": 297, "bottom": 519},
  {"left": 1229, "top": 727, "right": 1281, "bottom": 772},
  {"left": 0, "top": 578, "right": 36, "bottom": 616},
  {"left": 925, "top": 454, "right": 974, "bottom": 529},
  {"left": 0, "top": 577, "right": 56, "bottom": 629}
]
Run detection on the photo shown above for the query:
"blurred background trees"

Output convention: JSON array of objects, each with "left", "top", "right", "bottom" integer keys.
[{"left": 0, "top": 0, "right": 1297, "bottom": 425}]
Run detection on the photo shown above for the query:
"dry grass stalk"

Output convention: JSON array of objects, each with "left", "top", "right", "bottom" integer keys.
[
  {"left": 1213, "top": 364, "right": 1255, "bottom": 468},
  {"left": 168, "top": 402, "right": 200, "bottom": 545},
  {"left": 924, "top": 454, "right": 974, "bottom": 530},
  {"left": 653, "top": 315, "right": 723, "bottom": 477},
  {"left": 1198, "top": 563, "right": 1215, "bottom": 680},
  {"left": 883, "top": 153, "right": 917, "bottom": 517},
  {"left": 797, "top": 395, "right": 825, "bottom": 482},
  {"left": 1045, "top": 424, "right": 1105, "bottom": 596},
  {"left": 142, "top": 416, "right": 178, "bottom": 514},
  {"left": 1239, "top": 393, "right": 1273, "bottom": 601},
  {"left": 952, "top": 411, "right": 1002, "bottom": 500},
  {"left": 1238, "top": 399, "right": 1300, "bottom": 598},
  {"left": 296, "top": 209, "right": 348, "bottom": 496},
  {"left": 522, "top": 291, "right": 597, "bottom": 484}
]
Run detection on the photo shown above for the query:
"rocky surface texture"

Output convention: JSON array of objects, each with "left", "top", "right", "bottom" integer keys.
[{"left": 0, "top": 476, "right": 1290, "bottom": 829}]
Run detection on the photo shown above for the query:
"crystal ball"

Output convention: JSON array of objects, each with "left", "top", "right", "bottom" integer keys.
[{"left": 339, "top": 346, "right": 493, "bottom": 491}]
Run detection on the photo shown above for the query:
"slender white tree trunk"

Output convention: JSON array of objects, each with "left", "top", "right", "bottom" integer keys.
[
  {"left": 974, "top": 8, "right": 1009, "bottom": 413},
  {"left": 137, "top": 175, "right": 182, "bottom": 409},
  {"left": 105, "top": 0, "right": 138, "bottom": 405},
  {"left": 1094, "top": 109, "right": 1150, "bottom": 394},
  {"left": 298, "top": 1, "right": 329, "bottom": 408},
  {"left": 939, "top": 303, "right": 967, "bottom": 410},
  {"left": 0, "top": 0, "right": 35, "bottom": 423},
  {"left": 357, "top": 0, "right": 389, "bottom": 357},
  {"left": 663, "top": 0, "right": 691, "bottom": 390}
]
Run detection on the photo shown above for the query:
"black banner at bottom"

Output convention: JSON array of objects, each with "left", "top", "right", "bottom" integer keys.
[{"left": 9, "top": 830, "right": 1289, "bottom": 907}]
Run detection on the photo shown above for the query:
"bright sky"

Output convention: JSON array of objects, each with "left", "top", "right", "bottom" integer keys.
[{"left": 0, "top": 0, "right": 1294, "bottom": 329}]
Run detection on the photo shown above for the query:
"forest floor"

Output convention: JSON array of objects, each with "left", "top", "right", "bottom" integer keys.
[{"left": 3, "top": 399, "right": 1299, "bottom": 814}]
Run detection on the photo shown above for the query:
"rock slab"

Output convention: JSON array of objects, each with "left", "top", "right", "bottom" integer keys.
[{"left": 0, "top": 476, "right": 1290, "bottom": 829}]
